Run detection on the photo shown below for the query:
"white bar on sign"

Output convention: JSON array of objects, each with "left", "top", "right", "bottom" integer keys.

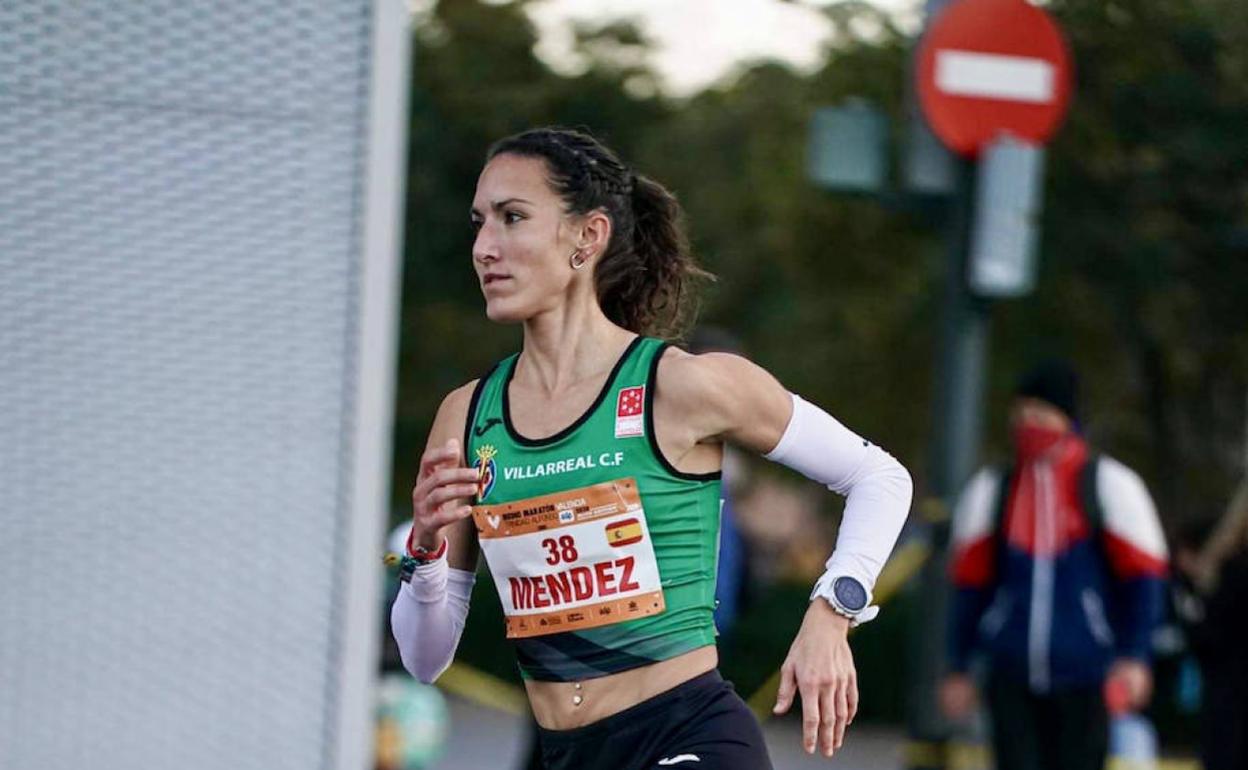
[{"left": 935, "top": 49, "right": 1055, "bottom": 103}]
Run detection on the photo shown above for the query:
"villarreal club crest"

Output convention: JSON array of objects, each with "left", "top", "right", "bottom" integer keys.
[{"left": 474, "top": 445, "right": 498, "bottom": 502}]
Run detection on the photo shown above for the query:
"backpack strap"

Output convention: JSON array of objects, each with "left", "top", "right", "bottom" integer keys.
[
  {"left": 989, "top": 463, "right": 1015, "bottom": 576},
  {"left": 1077, "top": 453, "right": 1114, "bottom": 583},
  {"left": 1078, "top": 453, "right": 1104, "bottom": 536}
]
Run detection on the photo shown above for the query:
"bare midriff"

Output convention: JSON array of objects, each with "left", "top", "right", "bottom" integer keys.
[{"left": 524, "top": 645, "right": 718, "bottom": 730}]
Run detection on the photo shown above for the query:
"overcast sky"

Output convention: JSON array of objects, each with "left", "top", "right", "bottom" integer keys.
[{"left": 525, "top": 0, "right": 923, "bottom": 96}]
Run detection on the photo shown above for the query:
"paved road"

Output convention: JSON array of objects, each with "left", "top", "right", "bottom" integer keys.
[{"left": 429, "top": 695, "right": 905, "bottom": 770}]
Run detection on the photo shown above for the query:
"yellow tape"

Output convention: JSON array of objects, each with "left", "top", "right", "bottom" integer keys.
[
  {"left": 872, "top": 539, "right": 933, "bottom": 606},
  {"left": 946, "top": 740, "right": 991, "bottom": 770},
  {"left": 920, "top": 496, "right": 950, "bottom": 524},
  {"left": 1110, "top": 760, "right": 1202, "bottom": 770},
  {"left": 904, "top": 740, "right": 945, "bottom": 767},
  {"left": 903, "top": 739, "right": 989, "bottom": 770},
  {"left": 903, "top": 741, "right": 1202, "bottom": 770},
  {"left": 745, "top": 668, "right": 785, "bottom": 720},
  {"left": 903, "top": 741, "right": 1200, "bottom": 770},
  {"left": 435, "top": 662, "right": 529, "bottom": 716}
]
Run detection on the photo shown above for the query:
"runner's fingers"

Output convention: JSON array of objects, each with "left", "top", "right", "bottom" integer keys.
[
  {"left": 426, "top": 483, "right": 479, "bottom": 510},
  {"left": 819, "top": 688, "right": 837, "bottom": 756},
  {"left": 417, "top": 441, "right": 459, "bottom": 480},
  {"left": 432, "top": 466, "right": 478, "bottom": 487},
  {"left": 800, "top": 683, "right": 821, "bottom": 754},
  {"left": 847, "top": 673, "right": 860, "bottom": 725},
  {"left": 834, "top": 680, "right": 850, "bottom": 750},
  {"left": 773, "top": 664, "right": 797, "bottom": 715},
  {"left": 413, "top": 468, "right": 477, "bottom": 509}
]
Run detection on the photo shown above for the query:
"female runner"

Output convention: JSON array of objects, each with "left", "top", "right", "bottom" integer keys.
[{"left": 391, "top": 127, "right": 913, "bottom": 769}]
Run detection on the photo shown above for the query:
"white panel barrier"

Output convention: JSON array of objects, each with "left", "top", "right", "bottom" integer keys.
[{"left": 0, "top": 2, "right": 410, "bottom": 768}]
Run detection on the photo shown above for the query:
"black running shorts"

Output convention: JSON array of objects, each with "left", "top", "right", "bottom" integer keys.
[{"left": 537, "top": 669, "right": 773, "bottom": 770}]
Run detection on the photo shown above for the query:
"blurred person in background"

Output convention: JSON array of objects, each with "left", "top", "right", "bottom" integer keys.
[
  {"left": 1181, "top": 473, "right": 1248, "bottom": 595},
  {"left": 734, "top": 474, "right": 836, "bottom": 586},
  {"left": 939, "top": 360, "right": 1169, "bottom": 770},
  {"left": 390, "top": 126, "right": 912, "bottom": 769},
  {"left": 1174, "top": 485, "right": 1248, "bottom": 770}
]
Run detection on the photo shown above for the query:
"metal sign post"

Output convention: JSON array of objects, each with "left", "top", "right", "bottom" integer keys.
[{"left": 906, "top": 2, "right": 1074, "bottom": 768}]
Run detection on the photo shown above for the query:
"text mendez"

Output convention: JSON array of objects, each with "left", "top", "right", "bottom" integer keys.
[{"left": 509, "top": 556, "right": 640, "bottom": 610}]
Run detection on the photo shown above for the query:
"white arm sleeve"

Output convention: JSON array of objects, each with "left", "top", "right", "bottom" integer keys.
[
  {"left": 389, "top": 559, "right": 476, "bottom": 684},
  {"left": 764, "top": 393, "right": 914, "bottom": 593}
]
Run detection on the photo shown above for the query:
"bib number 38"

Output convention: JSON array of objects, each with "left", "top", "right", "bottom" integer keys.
[{"left": 542, "top": 535, "right": 579, "bottom": 565}]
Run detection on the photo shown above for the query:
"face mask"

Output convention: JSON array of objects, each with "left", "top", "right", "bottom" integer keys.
[{"left": 1013, "top": 423, "right": 1067, "bottom": 461}]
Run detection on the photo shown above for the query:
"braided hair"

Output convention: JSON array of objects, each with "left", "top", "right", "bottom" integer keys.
[{"left": 487, "top": 127, "right": 711, "bottom": 339}]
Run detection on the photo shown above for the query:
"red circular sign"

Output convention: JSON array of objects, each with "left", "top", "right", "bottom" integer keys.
[{"left": 917, "top": 0, "right": 1073, "bottom": 156}]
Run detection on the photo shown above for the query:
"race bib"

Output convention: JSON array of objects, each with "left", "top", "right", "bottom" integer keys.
[{"left": 472, "top": 477, "right": 665, "bottom": 638}]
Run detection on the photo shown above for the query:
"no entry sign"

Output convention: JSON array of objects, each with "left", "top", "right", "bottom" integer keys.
[{"left": 917, "top": 0, "right": 1072, "bottom": 156}]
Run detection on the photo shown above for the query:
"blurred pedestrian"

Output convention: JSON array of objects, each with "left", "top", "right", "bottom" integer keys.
[
  {"left": 390, "top": 126, "right": 913, "bottom": 769},
  {"left": 939, "top": 360, "right": 1169, "bottom": 770},
  {"left": 1174, "top": 487, "right": 1248, "bottom": 770},
  {"left": 1184, "top": 473, "right": 1248, "bottom": 594}
]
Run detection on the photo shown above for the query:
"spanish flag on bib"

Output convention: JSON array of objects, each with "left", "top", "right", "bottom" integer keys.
[{"left": 606, "top": 518, "right": 643, "bottom": 547}]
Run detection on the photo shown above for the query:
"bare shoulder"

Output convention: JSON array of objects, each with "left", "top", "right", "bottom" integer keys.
[
  {"left": 654, "top": 347, "right": 792, "bottom": 454},
  {"left": 440, "top": 379, "right": 479, "bottom": 417},
  {"left": 654, "top": 347, "right": 764, "bottom": 403}
]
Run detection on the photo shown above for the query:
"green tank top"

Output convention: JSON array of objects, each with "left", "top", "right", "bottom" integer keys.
[{"left": 463, "top": 336, "right": 722, "bottom": 682}]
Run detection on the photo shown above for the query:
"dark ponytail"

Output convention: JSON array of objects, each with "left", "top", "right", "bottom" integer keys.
[{"left": 487, "top": 127, "right": 712, "bottom": 339}]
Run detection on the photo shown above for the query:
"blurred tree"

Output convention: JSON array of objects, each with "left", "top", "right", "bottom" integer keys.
[
  {"left": 639, "top": 2, "right": 935, "bottom": 483},
  {"left": 991, "top": 0, "right": 1248, "bottom": 518}
]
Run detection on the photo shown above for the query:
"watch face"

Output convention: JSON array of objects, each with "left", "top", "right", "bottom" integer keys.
[{"left": 833, "top": 577, "right": 868, "bottom": 613}]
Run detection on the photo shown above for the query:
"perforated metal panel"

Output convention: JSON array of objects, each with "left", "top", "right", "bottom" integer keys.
[{"left": 0, "top": 3, "right": 408, "bottom": 769}]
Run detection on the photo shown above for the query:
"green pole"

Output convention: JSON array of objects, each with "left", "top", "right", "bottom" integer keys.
[{"left": 906, "top": 157, "right": 991, "bottom": 770}]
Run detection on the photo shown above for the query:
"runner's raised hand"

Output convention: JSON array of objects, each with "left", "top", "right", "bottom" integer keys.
[{"left": 410, "top": 438, "right": 478, "bottom": 550}]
